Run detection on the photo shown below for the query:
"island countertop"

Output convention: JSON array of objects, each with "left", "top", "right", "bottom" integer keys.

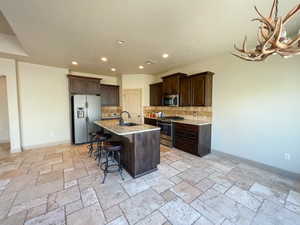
[
  {"left": 144, "top": 117, "right": 211, "bottom": 126},
  {"left": 94, "top": 120, "right": 160, "bottom": 136}
]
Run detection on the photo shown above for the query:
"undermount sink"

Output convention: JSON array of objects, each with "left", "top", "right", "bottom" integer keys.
[{"left": 120, "top": 122, "right": 139, "bottom": 127}]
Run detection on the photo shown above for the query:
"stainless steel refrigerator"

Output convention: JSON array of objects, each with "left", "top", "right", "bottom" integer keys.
[{"left": 71, "top": 95, "right": 101, "bottom": 144}]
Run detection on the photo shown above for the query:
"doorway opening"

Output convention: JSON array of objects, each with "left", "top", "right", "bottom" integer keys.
[
  {"left": 0, "top": 76, "right": 10, "bottom": 158},
  {"left": 122, "top": 89, "right": 142, "bottom": 123}
]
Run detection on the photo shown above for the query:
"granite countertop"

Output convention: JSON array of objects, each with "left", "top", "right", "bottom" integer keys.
[
  {"left": 101, "top": 116, "right": 121, "bottom": 120},
  {"left": 144, "top": 117, "right": 211, "bottom": 126},
  {"left": 172, "top": 119, "right": 211, "bottom": 126},
  {"left": 94, "top": 120, "right": 160, "bottom": 136}
]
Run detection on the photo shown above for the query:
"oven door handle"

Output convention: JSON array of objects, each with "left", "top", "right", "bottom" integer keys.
[{"left": 158, "top": 123, "right": 172, "bottom": 126}]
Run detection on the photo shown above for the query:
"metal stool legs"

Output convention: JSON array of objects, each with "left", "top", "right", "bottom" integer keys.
[
  {"left": 101, "top": 145, "right": 124, "bottom": 184},
  {"left": 102, "top": 150, "right": 109, "bottom": 184},
  {"left": 88, "top": 135, "right": 96, "bottom": 157}
]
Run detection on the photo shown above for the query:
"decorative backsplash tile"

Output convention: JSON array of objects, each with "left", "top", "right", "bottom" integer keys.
[
  {"left": 144, "top": 106, "right": 212, "bottom": 121},
  {"left": 102, "top": 106, "right": 122, "bottom": 118}
]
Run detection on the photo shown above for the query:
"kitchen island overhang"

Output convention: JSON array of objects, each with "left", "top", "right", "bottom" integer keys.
[{"left": 94, "top": 120, "right": 161, "bottom": 178}]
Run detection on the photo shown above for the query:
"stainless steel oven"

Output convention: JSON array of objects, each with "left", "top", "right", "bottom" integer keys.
[
  {"left": 163, "top": 95, "right": 179, "bottom": 107},
  {"left": 157, "top": 116, "right": 184, "bottom": 147},
  {"left": 157, "top": 121, "right": 172, "bottom": 147}
]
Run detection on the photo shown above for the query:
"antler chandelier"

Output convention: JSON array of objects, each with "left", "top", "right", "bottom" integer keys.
[{"left": 233, "top": 0, "right": 300, "bottom": 61}]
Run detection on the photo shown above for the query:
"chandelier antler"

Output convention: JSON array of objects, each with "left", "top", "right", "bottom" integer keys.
[{"left": 233, "top": 0, "right": 300, "bottom": 61}]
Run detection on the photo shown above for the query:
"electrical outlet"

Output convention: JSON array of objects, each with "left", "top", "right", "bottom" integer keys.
[
  {"left": 50, "top": 132, "right": 55, "bottom": 138},
  {"left": 284, "top": 153, "right": 291, "bottom": 161}
]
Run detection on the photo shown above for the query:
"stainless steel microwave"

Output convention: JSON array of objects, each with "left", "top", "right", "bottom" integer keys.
[{"left": 163, "top": 95, "right": 179, "bottom": 106}]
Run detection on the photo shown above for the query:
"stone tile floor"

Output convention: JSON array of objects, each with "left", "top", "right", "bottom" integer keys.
[{"left": 0, "top": 144, "right": 300, "bottom": 225}]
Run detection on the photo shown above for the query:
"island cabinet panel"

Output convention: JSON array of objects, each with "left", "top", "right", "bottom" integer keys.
[
  {"left": 150, "top": 82, "right": 163, "bottom": 106},
  {"left": 179, "top": 77, "right": 191, "bottom": 106},
  {"left": 118, "top": 135, "right": 134, "bottom": 175},
  {"left": 133, "top": 130, "right": 160, "bottom": 176},
  {"left": 100, "top": 84, "right": 120, "bottom": 106},
  {"left": 162, "top": 73, "right": 187, "bottom": 95},
  {"left": 68, "top": 75, "right": 101, "bottom": 95},
  {"left": 113, "top": 130, "right": 160, "bottom": 178},
  {"left": 144, "top": 118, "right": 157, "bottom": 126},
  {"left": 173, "top": 122, "right": 211, "bottom": 157}
]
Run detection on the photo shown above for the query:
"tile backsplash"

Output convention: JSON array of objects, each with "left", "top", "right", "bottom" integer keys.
[
  {"left": 102, "top": 106, "right": 122, "bottom": 118},
  {"left": 144, "top": 106, "right": 212, "bottom": 121}
]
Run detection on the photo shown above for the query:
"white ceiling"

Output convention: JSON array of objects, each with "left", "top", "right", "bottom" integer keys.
[
  {"left": 0, "top": 11, "right": 14, "bottom": 35},
  {"left": 1, "top": 0, "right": 300, "bottom": 75}
]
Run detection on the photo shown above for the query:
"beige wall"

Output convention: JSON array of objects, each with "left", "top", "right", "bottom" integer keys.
[
  {"left": 0, "top": 59, "right": 119, "bottom": 150},
  {"left": 121, "top": 74, "right": 156, "bottom": 107},
  {"left": 18, "top": 62, "right": 71, "bottom": 149},
  {"left": 0, "top": 76, "right": 10, "bottom": 143},
  {"left": 156, "top": 54, "right": 300, "bottom": 174}
]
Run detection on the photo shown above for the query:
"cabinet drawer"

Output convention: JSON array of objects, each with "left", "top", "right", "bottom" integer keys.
[{"left": 174, "top": 138, "right": 198, "bottom": 155}]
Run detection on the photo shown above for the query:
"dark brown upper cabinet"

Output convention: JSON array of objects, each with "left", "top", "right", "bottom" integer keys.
[
  {"left": 162, "top": 73, "right": 187, "bottom": 95},
  {"left": 100, "top": 84, "right": 120, "bottom": 106},
  {"left": 68, "top": 75, "right": 101, "bottom": 95},
  {"left": 150, "top": 82, "right": 163, "bottom": 106},
  {"left": 179, "top": 76, "right": 191, "bottom": 106},
  {"left": 190, "top": 72, "right": 213, "bottom": 106}
]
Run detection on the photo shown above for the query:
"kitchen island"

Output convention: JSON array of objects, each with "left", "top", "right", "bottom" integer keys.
[{"left": 94, "top": 120, "right": 161, "bottom": 178}]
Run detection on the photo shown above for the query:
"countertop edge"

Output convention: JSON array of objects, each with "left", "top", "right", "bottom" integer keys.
[
  {"left": 94, "top": 121, "right": 160, "bottom": 136},
  {"left": 144, "top": 117, "right": 212, "bottom": 126}
]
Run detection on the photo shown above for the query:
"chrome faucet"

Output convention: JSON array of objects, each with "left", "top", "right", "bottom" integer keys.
[{"left": 119, "top": 111, "right": 131, "bottom": 125}]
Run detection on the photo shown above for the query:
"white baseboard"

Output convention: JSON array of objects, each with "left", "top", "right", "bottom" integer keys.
[
  {"left": 22, "top": 140, "right": 71, "bottom": 151},
  {"left": 10, "top": 148, "right": 22, "bottom": 153}
]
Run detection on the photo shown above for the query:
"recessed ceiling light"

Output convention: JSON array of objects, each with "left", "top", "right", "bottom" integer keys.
[
  {"left": 111, "top": 68, "right": 116, "bottom": 72},
  {"left": 145, "top": 61, "right": 154, "bottom": 65},
  {"left": 72, "top": 61, "right": 78, "bottom": 65},
  {"left": 101, "top": 57, "right": 108, "bottom": 62},
  {"left": 117, "top": 40, "right": 126, "bottom": 46},
  {"left": 139, "top": 65, "right": 144, "bottom": 69},
  {"left": 162, "top": 53, "right": 169, "bottom": 58}
]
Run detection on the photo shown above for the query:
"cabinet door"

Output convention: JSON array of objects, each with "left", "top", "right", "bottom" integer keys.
[
  {"left": 191, "top": 75, "right": 205, "bottom": 106},
  {"left": 86, "top": 79, "right": 101, "bottom": 94},
  {"left": 101, "top": 84, "right": 120, "bottom": 106},
  {"left": 69, "top": 77, "right": 88, "bottom": 94},
  {"left": 162, "top": 77, "right": 171, "bottom": 95},
  {"left": 69, "top": 76, "right": 101, "bottom": 95},
  {"left": 150, "top": 83, "right": 163, "bottom": 106},
  {"left": 180, "top": 77, "right": 191, "bottom": 106},
  {"left": 163, "top": 76, "right": 179, "bottom": 95}
]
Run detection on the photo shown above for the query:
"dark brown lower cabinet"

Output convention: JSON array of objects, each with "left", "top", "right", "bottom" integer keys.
[
  {"left": 111, "top": 130, "right": 160, "bottom": 178},
  {"left": 144, "top": 118, "right": 157, "bottom": 126},
  {"left": 173, "top": 122, "right": 211, "bottom": 157}
]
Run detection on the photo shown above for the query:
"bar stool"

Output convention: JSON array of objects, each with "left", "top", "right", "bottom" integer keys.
[
  {"left": 87, "top": 131, "right": 103, "bottom": 157},
  {"left": 94, "top": 133, "right": 112, "bottom": 166},
  {"left": 101, "top": 142, "right": 124, "bottom": 184}
]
